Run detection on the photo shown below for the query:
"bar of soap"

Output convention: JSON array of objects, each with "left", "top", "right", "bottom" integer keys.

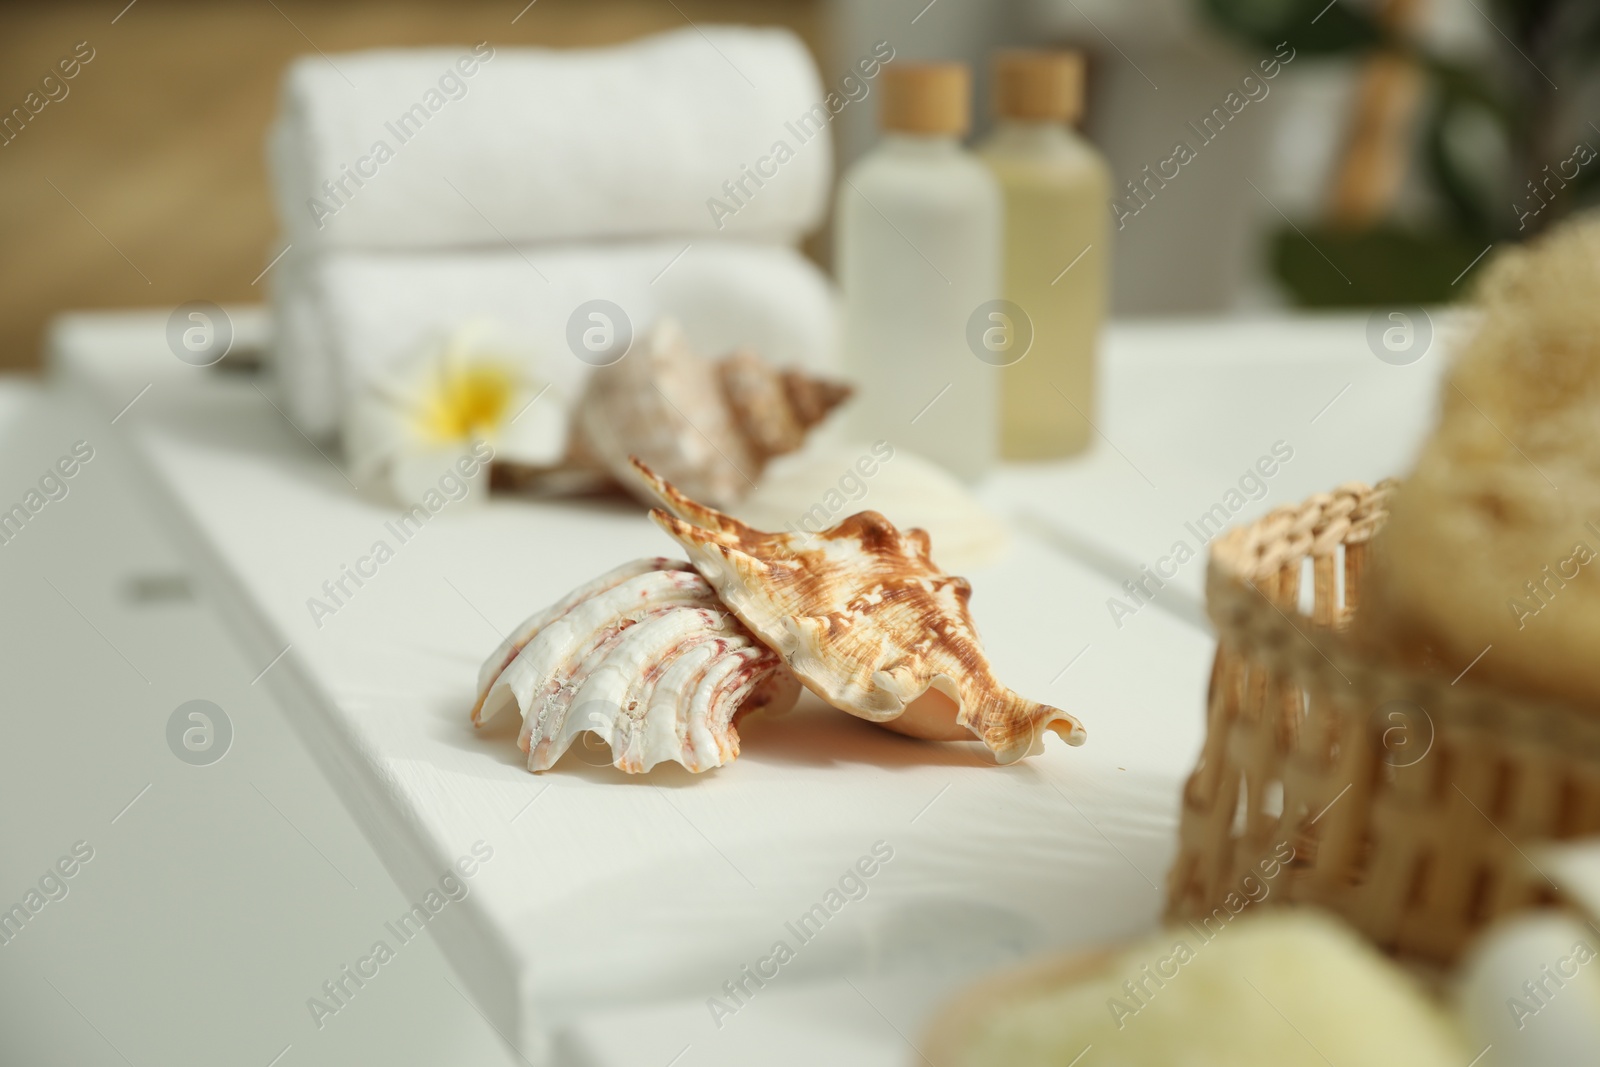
[{"left": 936, "top": 910, "right": 1467, "bottom": 1067}]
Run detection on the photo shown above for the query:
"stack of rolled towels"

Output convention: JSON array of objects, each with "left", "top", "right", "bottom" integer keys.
[{"left": 266, "top": 27, "right": 837, "bottom": 442}]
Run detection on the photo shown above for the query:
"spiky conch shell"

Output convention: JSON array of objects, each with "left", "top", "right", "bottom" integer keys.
[
  {"left": 571, "top": 318, "right": 851, "bottom": 507},
  {"left": 631, "top": 458, "right": 1086, "bottom": 764},
  {"left": 473, "top": 558, "right": 800, "bottom": 773}
]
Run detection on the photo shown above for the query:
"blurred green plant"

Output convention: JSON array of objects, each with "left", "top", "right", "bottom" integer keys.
[{"left": 1202, "top": 0, "right": 1600, "bottom": 305}]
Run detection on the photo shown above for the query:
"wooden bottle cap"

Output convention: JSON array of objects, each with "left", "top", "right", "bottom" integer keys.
[
  {"left": 880, "top": 63, "right": 971, "bottom": 136},
  {"left": 994, "top": 50, "right": 1084, "bottom": 123}
]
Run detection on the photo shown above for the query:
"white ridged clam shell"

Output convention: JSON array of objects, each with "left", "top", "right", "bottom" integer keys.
[{"left": 473, "top": 558, "right": 799, "bottom": 773}]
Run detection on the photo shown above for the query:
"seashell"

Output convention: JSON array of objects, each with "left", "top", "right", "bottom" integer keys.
[
  {"left": 473, "top": 558, "right": 799, "bottom": 773},
  {"left": 570, "top": 318, "right": 851, "bottom": 507},
  {"left": 631, "top": 458, "right": 1086, "bottom": 764}
]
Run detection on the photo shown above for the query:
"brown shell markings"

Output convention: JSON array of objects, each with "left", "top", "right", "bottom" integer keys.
[
  {"left": 472, "top": 557, "right": 800, "bottom": 774},
  {"left": 576, "top": 319, "right": 852, "bottom": 507},
  {"left": 631, "top": 458, "right": 1086, "bottom": 764}
]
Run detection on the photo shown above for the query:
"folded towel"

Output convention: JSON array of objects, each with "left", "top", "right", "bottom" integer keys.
[
  {"left": 269, "top": 28, "right": 831, "bottom": 251},
  {"left": 269, "top": 240, "right": 839, "bottom": 440}
]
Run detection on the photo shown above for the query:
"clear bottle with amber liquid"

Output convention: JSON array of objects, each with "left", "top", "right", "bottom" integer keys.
[{"left": 977, "top": 51, "right": 1109, "bottom": 459}]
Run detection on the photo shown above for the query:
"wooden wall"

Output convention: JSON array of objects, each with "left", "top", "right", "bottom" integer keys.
[{"left": 0, "top": 0, "right": 825, "bottom": 370}]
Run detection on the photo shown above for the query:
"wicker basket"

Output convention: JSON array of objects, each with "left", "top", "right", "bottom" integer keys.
[{"left": 1165, "top": 480, "right": 1600, "bottom": 964}]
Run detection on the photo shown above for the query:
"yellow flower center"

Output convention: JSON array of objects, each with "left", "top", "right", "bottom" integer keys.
[{"left": 414, "top": 361, "right": 517, "bottom": 443}]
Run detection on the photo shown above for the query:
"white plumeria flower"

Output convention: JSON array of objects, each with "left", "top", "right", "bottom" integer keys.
[{"left": 344, "top": 325, "right": 567, "bottom": 506}]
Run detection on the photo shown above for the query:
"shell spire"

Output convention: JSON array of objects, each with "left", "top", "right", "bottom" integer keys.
[
  {"left": 571, "top": 319, "right": 851, "bottom": 507},
  {"left": 630, "top": 457, "right": 1086, "bottom": 764},
  {"left": 781, "top": 369, "right": 854, "bottom": 432},
  {"left": 718, "top": 348, "right": 852, "bottom": 460}
]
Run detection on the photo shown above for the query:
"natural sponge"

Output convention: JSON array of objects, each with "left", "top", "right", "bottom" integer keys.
[
  {"left": 1365, "top": 218, "right": 1600, "bottom": 707},
  {"left": 929, "top": 910, "right": 1466, "bottom": 1067}
]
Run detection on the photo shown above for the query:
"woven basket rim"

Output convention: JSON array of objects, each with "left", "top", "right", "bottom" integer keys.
[{"left": 1205, "top": 478, "right": 1594, "bottom": 727}]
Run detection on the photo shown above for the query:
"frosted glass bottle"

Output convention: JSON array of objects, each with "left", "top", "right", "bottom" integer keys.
[
  {"left": 837, "top": 63, "right": 1001, "bottom": 483},
  {"left": 978, "top": 51, "right": 1109, "bottom": 460}
]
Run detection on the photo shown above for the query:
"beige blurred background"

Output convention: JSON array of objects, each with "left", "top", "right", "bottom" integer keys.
[
  {"left": 2, "top": 0, "right": 1551, "bottom": 371},
  {"left": 0, "top": 1, "right": 827, "bottom": 372}
]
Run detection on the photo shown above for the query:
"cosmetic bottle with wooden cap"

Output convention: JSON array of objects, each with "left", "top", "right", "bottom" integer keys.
[
  {"left": 978, "top": 50, "right": 1109, "bottom": 459},
  {"left": 836, "top": 62, "right": 1001, "bottom": 483}
]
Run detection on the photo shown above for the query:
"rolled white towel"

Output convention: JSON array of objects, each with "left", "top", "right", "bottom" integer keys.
[
  {"left": 269, "top": 28, "right": 832, "bottom": 251},
  {"left": 268, "top": 240, "right": 839, "bottom": 440}
]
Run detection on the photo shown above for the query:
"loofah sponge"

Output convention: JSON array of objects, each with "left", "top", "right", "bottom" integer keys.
[
  {"left": 932, "top": 910, "right": 1467, "bottom": 1067},
  {"left": 1364, "top": 218, "right": 1600, "bottom": 706}
]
